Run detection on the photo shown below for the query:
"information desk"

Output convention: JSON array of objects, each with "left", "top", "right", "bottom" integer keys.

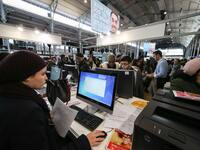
[{"left": 69, "top": 91, "right": 148, "bottom": 150}]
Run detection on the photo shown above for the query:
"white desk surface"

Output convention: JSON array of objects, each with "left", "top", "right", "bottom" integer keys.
[{"left": 69, "top": 88, "right": 147, "bottom": 150}]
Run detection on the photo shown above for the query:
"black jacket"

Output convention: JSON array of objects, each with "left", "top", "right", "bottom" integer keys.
[
  {"left": 78, "top": 60, "right": 90, "bottom": 72},
  {"left": 0, "top": 95, "right": 91, "bottom": 150}
]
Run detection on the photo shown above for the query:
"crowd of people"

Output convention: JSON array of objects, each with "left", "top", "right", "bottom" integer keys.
[
  {"left": 2, "top": 50, "right": 199, "bottom": 96},
  {"left": 45, "top": 50, "right": 199, "bottom": 96}
]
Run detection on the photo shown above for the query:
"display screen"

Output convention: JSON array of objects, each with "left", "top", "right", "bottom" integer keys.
[{"left": 78, "top": 71, "right": 116, "bottom": 107}]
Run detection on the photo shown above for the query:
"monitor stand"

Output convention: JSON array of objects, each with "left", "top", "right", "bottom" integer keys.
[
  {"left": 84, "top": 105, "right": 98, "bottom": 114},
  {"left": 115, "top": 96, "right": 119, "bottom": 100}
]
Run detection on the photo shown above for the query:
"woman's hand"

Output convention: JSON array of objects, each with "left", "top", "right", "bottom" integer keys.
[{"left": 86, "top": 130, "right": 106, "bottom": 146}]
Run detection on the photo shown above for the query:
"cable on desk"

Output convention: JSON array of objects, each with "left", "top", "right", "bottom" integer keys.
[{"left": 116, "top": 99, "right": 124, "bottom": 104}]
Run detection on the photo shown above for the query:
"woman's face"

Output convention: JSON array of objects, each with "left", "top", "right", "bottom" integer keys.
[{"left": 23, "top": 67, "right": 48, "bottom": 89}]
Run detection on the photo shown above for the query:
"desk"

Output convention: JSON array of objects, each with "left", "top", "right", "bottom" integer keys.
[{"left": 70, "top": 92, "right": 147, "bottom": 150}]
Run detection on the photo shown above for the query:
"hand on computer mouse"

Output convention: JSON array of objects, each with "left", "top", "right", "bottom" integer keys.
[
  {"left": 96, "top": 131, "right": 107, "bottom": 138},
  {"left": 87, "top": 130, "right": 106, "bottom": 146}
]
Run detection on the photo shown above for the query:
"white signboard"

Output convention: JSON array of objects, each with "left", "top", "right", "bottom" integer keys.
[
  {"left": 97, "top": 23, "right": 166, "bottom": 46},
  {"left": 0, "top": 24, "right": 61, "bottom": 45}
]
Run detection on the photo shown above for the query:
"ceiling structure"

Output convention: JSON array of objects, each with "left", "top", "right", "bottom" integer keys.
[
  {"left": 2, "top": 0, "right": 95, "bottom": 47},
  {"left": 1, "top": 0, "right": 200, "bottom": 48}
]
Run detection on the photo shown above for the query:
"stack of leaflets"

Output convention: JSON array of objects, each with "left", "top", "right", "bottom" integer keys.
[
  {"left": 131, "top": 100, "right": 148, "bottom": 109},
  {"left": 107, "top": 129, "right": 132, "bottom": 150}
]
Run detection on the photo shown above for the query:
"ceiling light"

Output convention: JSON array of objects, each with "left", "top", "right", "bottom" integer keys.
[
  {"left": 17, "top": 25, "right": 24, "bottom": 31},
  {"left": 34, "top": 29, "right": 40, "bottom": 34},
  {"left": 168, "top": 28, "right": 172, "bottom": 31},
  {"left": 120, "top": 24, "right": 123, "bottom": 27},
  {"left": 166, "top": 22, "right": 169, "bottom": 25},
  {"left": 84, "top": 0, "right": 87, "bottom": 3},
  {"left": 164, "top": 11, "right": 167, "bottom": 15}
]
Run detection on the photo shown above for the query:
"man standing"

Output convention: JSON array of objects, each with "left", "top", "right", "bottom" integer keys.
[{"left": 147, "top": 50, "right": 168, "bottom": 94}]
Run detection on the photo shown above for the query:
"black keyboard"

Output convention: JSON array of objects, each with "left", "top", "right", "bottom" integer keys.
[{"left": 70, "top": 105, "right": 103, "bottom": 131}]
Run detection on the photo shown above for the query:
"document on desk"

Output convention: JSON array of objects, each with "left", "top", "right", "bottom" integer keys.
[
  {"left": 119, "top": 114, "right": 137, "bottom": 135},
  {"left": 104, "top": 103, "right": 142, "bottom": 130},
  {"left": 51, "top": 98, "right": 78, "bottom": 138}
]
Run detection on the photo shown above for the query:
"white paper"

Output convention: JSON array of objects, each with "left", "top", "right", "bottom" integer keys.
[
  {"left": 51, "top": 98, "right": 78, "bottom": 137},
  {"left": 103, "top": 119, "right": 122, "bottom": 129},
  {"left": 119, "top": 114, "right": 137, "bottom": 135},
  {"left": 103, "top": 103, "right": 142, "bottom": 133}
]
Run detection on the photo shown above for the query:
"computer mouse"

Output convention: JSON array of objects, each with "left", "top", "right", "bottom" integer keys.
[{"left": 96, "top": 131, "right": 107, "bottom": 138}]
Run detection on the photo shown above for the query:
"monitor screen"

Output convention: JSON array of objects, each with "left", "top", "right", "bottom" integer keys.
[{"left": 77, "top": 70, "right": 117, "bottom": 114}]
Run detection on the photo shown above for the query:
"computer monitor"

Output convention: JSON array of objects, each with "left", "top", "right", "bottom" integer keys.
[
  {"left": 76, "top": 70, "right": 117, "bottom": 114},
  {"left": 64, "top": 64, "right": 76, "bottom": 71},
  {"left": 95, "top": 68, "right": 135, "bottom": 98}
]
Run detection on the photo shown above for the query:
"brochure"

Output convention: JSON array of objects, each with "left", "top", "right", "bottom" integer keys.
[
  {"left": 107, "top": 129, "right": 132, "bottom": 150},
  {"left": 173, "top": 90, "right": 200, "bottom": 101},
  {"left": 131, "top": 99, "right": 148, "bottom": 109}
]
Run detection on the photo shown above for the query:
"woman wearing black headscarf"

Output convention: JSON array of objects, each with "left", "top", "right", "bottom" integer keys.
[{"left": 0, "top": 51, "right": 104, "bottom": 150}]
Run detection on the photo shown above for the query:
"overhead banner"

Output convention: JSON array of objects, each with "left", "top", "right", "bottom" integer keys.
[
  {"left": 97, "top": 23, "right": 166, "bottom": 46},
  {"left": 91, "top": 0, "right": 111, "bottom": 34},
  {"left": 0, "top": 24, "right": 62, "bottom": 45}
]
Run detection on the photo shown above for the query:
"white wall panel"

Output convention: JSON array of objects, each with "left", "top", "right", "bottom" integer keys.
[
  {"left": 97, "top": 23, "right": 166, "bottom": 46},
  {"left": 0, "top": 24, "right": 62, "bottom": 45}
]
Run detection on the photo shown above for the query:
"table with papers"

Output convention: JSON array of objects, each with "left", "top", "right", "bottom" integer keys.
[{"left": 69, "top": 95, "right": 148, "bottom": 150}]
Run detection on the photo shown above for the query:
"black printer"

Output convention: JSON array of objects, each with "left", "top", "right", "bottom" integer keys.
[{"left": 132, "top": 89, "right": 200, "bottom": 150}]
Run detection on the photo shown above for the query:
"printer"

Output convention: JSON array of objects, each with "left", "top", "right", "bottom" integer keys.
[{"left": 132, "top": 89, "right": 200, "bottom": 150}]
